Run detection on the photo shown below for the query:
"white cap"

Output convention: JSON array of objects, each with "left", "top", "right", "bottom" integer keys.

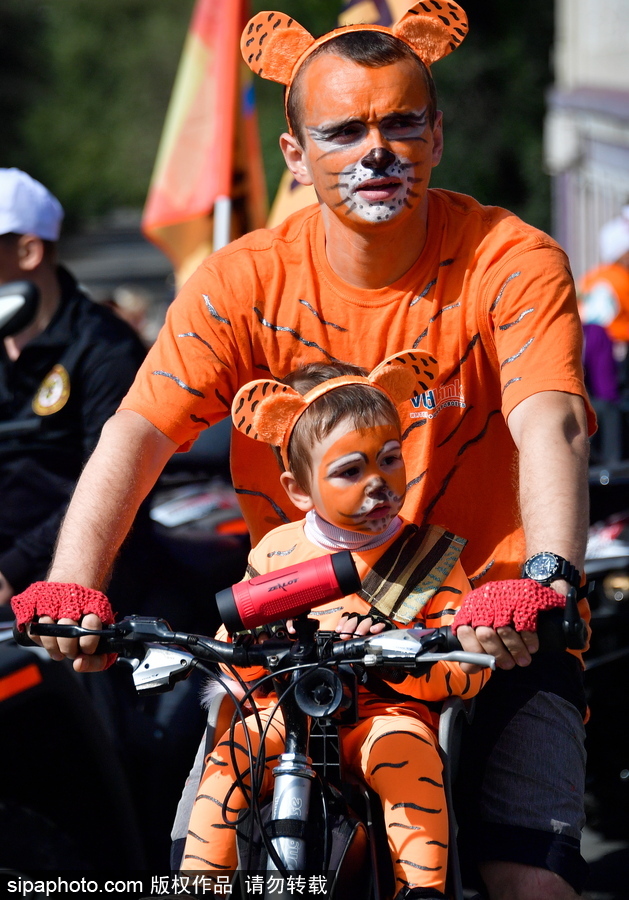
[
  {"left": 599, "top": 205, "right": 629, "bottom": 264},
  {"left": 0, "top": 168, "right": 64, "bottom": 241}
]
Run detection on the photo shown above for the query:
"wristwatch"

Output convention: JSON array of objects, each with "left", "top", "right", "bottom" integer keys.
[{"left": 522, "top": 552, "right": 581, "bottom": 590}]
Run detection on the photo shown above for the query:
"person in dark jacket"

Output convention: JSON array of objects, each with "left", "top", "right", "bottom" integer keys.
[{"left": 0, "top": 168, "right": 146, "bottom": 603}]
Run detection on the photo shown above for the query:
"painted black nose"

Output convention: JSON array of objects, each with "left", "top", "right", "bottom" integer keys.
[
  {"left": 361, "top": 148, "right": 396, "bottom": 171},
  {"left": 365, "top": 477, "right": 387, "bottom": 496}
]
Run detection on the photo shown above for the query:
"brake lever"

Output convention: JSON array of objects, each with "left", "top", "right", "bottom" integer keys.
[
  {"left": 408, "top": 650, "right": 495, "bottom": 670},
  {"left": 359, "top": 631, "right": 495, "bottom": 670},
  {"left": 328, "top": 628, "right": 494, "bottom": 671},
  {"left": 122, "top": 645, "right": 197, "bottom": 694}
]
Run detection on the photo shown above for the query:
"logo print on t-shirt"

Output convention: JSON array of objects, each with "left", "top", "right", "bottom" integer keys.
[
  {"left": 32, "top": 364, "right": 71, "bottom": 416},
  {"left": 409, "top": 378, "right": 465, "bottom": 419}
]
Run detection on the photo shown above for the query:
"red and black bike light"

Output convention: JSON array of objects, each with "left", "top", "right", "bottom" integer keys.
[{"left": 215, "top": 550, "right": 361, "bottom": 632}]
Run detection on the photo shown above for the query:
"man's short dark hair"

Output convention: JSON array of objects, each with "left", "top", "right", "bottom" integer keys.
[{"left": 286, "top": 30, "right": 438, "bottom": 146}]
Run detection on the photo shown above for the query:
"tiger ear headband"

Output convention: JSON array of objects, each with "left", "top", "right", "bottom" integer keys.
[
  {"left": 240, "top": 2, "right": 468, "bottom": 103},
  {"left": 231, "top": 350, "right": 439, "bottom": 468}
]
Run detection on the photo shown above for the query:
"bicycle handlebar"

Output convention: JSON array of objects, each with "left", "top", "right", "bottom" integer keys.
[
  {"left": 24, "top": 611, "right": 494, "bottom": 673},
  {"left": 24, "top": 593, "right": 586, "bottom": 663},
  {"left": 27, "top": 614, "right": 492, "bottom": 666},
  {"left": 22, "top": 596, "right": 587, "bottom": 698},
  {"left": 21, "top": 602, "right": 589, "bottom": 705}
]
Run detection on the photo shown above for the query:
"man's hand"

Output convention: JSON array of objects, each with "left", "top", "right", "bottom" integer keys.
[
  {"left": 453, "top": 578, "right": 570, "bottom": 670},
  {"left": 456, "top": 623, "right": 538, "bottom": 670},
  {"left": 33, "top": 612, "right": 109, "bottom": 672},
  {"left": 0, "top": 572, "right": 14, "bottom": 606},
  {"left": 12, "top": 581, "right": 115, "bottom": 672}
]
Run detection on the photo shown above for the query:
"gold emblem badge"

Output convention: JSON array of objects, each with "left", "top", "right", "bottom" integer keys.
[{"left": 32, "top": 364, "right": 71, "bottom": 416}]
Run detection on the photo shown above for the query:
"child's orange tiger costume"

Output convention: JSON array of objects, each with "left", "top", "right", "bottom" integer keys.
[{"left": 181, "top": 353, "right": 490, "bottom": 898}]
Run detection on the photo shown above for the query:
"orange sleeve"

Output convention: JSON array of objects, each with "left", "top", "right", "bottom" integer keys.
[
  {"left": 117, "top": 252, "right": 252, "bottom": 451},
  {"left": 117, "top": 208, "right": 319, "bottom": 454},
  {"left": 480, "top": 243, "right": 595, "bottom": 433},
  {"left": 383, "top": 560, "right": 491, "bottom": 702}
]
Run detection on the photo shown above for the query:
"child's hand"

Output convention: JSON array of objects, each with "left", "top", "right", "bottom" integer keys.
[
  {"left": 286, "top": 613, "right": 392, "bottom": 640},
  {"left": 334, "top": 613, "right": 388, "bottom": 640}
]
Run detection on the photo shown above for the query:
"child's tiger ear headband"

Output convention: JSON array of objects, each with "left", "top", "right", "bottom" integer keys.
[
  {"left": 241, "top": 2, "right": 468, "bottom": 96},
  {"left": 231, "top": 350, "right": 439, "bottom": 468}
]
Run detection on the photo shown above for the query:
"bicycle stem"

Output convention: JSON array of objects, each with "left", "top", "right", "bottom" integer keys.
[{"left": 267, "top": 672, "right": 316, "bottom": 882}]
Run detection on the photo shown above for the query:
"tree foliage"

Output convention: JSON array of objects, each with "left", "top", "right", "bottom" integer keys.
[
  {"left": 1, "top": 0, "right": 194, "bottom": 222},
  {"left": 431, "top": 0, "right": 554, "bottom": 229},
  {"left": 1, "top": 0, "right": 553, "bottom": 231},
  {"left": 0, "top": 1, "right": 50, "bottom": 175}
]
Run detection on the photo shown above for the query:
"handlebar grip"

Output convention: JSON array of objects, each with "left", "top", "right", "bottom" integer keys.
[
  {"left": 433, "top": 626, "right": 461, "bottom": 652},
  {"left": 12, "top": 624, "right": 39, "bottom": 647},
  {"left": 429, "top": 605, "right": 587, "bottom": 656},
  {"left": 448, "top": 605, "right": 587, "bottom": 652},
  {"left": 13, "top": 623, "right": 113, "bottom": 655},
  {"left": 30, "top": 622, "right": 115, "bottom": 655},
  {"left": 535, "top": 607, "right": 588, "bottom": 652},
  {"left": 93, "top": 635, "right": 116, "bottom": 655}
]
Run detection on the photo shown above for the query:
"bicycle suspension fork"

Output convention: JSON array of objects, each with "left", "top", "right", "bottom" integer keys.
[{"left": 267, "top": 672, "right": 316, "bottom": 876}]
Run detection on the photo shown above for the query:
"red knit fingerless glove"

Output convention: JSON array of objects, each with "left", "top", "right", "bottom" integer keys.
[
  {"left": 11, "top": 581, "right": 114, "bottom": 630},
  {"left": 11, "top": 582, "right": 117, "bottom": 669},
  {"left": 452, "top": 579, "right": 566, "bottom": 634}
]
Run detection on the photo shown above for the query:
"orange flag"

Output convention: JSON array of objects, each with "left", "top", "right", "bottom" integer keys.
[
  {"left": 142, "top": 0, "right": 266, "bottom": 287},
  {"left": 267, "top": 0, "right": 410, "bottom": 228}
]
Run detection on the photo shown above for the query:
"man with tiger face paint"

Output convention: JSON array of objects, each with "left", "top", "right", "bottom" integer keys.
[
  {"left": 283, "top": 52, "right": 441, "bottom": 231},
  {"left": 280, "top": 35, "right": 443, "bottom": 288},
  {"left": 14, "top": 4, "right": 593, "bottom": 899}
]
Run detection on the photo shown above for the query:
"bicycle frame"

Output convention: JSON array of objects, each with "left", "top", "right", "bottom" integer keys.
[
  {"left": 38, "top": 611, "right": 588, "bottom": 900},
  {"left": 29, "top": 611, "right": 492, "bottom": 900},
  {"left": 189, "top": 614, "right": 483, "bottom": 900}
]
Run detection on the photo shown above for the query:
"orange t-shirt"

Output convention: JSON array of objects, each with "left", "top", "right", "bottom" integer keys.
[
  {"left": 121, "top": 190, "right": 594, "bottom": 583},
  {"left": 578, "top": 263, "right": 629, "bottom": 343}
]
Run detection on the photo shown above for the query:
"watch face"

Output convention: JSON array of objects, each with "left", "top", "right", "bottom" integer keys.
[{"left": 526, "top": 554, "right": 557, "bottom": 581}]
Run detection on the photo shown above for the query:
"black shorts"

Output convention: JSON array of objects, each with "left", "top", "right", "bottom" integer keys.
[{"left": 454, "top": 652, "right": 589, "bottom": 895}]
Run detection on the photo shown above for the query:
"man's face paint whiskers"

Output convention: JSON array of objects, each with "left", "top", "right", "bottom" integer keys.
[
  {"left": 306, "top": 108, "right": 430, "bottom": 223},
  {"left": 335, "top": 154, "right": 421, "bottom": 222}
]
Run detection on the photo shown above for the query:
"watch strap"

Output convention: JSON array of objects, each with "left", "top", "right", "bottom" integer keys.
[
  {"left": 522, "top": 553, "right": 581, "bottom": 590},
  {"left": 555, "top": 556, "right": 581, "bottom": 588}
]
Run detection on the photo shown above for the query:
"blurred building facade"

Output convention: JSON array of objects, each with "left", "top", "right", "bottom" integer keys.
[{"left": 545, "top": 0, "right": 629, "bottom": 279}]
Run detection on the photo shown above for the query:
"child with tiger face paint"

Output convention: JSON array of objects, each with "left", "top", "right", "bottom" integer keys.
[
  {"left": 278, "top": 373, "right": 407, "bottom": 538},
  {"left": 182, "top": 355, "right": 490, "bottom": 900},
  {"left": 285, "top": 419, "right": 407, "bottom": 535}
]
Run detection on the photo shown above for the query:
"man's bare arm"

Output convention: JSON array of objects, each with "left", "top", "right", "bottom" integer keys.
[
  {"left": 49, "top": 409, "right": 178, "bottom": 586},
  {"left": 35, "top": 409, "right": 178, "bottom": 668},
  {"left": 457, "top": 390, "right": 590, "bottom": 669},
  {"left": 510, "top": 390, "right": 590, "bottom": 569}
]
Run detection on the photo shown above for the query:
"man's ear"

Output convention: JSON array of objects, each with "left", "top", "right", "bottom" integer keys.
[
  {"left": 17, "top": 234, "right": 45, "bottom": 272},
  {"left": 431, "top": 110, "right": 444, "bottom": 168},
  {"left": 280, "top": 470, "right": 315, "bottom": 512},
  {"left": 279, "top": 133, "right": 313, "bottom": 186}
]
